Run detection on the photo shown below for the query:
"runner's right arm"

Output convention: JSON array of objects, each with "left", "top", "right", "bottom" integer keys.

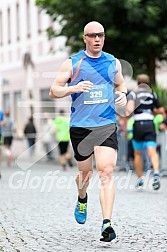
[{"left": 50, "top": 59, "right": 93, "bottom": 98}]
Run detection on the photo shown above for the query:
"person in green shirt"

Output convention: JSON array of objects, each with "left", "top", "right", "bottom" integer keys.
[
  {"left": 126, "top": 116, "right": 134, "bottom": 169},
  {"left": 153, "top": 113, "right": 164, "bottom": 158},
  {"left": 154, "top": 114, "right": 164, "bottom": 134},
  {"left": 53, "top": 109, "right": 73, "bottom": 170}
]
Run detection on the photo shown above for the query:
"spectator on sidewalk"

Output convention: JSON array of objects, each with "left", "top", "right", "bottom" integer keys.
[
  {"left": 126, "top": 116, "right": 134, "bottom": 169},
  {"left": 0, "top": 109, "right": 4, "bottom": 179},
  {"left": 24, "top": 117, "right": 37, "bottom": 156},
  {"left": 2, "top": 111, "right": 15, "bottom": 166},
  {"left": 53, "top": 109, "right": 73, "bottom": 171},
  {"left": 159, "top": 110, "right": 167, "bottom": 131},
  {"left": 153, "top": 111, "right": 166, "bottom": 158}
]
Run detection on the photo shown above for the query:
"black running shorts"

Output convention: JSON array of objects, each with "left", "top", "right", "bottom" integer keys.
[
  {"left": 70, "top": 123, "right": 118, "bottom": 161},
  {"left": 133, "top": 120, "right": 156, "bottom": 142},
  {"left": 4, "top": 136, "right": 13, "bottom": 146},
  {"left": 58, "top": 141, "right": 69, "bottom": 155}
]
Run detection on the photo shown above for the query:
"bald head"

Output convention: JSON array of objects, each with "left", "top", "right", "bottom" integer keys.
[
  {"left": 84, "top": 21, "right": 104, "bottom": 34},
  {"left": 137, "top": 74, "right": 150, "bottom": 85}
]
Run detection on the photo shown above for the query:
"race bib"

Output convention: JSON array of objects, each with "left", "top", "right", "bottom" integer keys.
[{"left": 83, "top": 84, "right": 108, "bottom": 104}]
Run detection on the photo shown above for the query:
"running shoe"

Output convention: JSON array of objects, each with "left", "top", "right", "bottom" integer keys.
[
  {"left": 152, "top": 174, "right": 160, "bottom": 190},
  {"left": 74, "top": 201, "right": 87, "bottom": 224},
  {"left": 136, "top": 179, "right": 144, "bottom": 189},
  {"left": 100, "top": 222, "right": 116, "bottom": 242},
  {"left": 67, "top": 159, "right": 73, "bottom": 167}
]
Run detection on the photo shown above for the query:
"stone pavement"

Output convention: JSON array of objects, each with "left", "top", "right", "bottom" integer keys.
[{"left": 0, "top": 159, "right": 167, "bottom": 252}]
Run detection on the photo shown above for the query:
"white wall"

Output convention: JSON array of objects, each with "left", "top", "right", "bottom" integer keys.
[
  {"left": 0, "top": 0, "right": 69, "bottom": 136},
  {"left": 0, "top": 0, "right": 67, "bottom": 70}
]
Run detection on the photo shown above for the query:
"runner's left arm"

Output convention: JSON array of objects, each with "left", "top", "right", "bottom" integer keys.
[{"left": 114, "top": 59, "right": 127, "bottom": 106}]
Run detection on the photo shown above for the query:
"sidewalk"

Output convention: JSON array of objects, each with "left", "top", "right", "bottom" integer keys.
[{"left": 0, "top": 161, "right": 167, "bottom": 252}]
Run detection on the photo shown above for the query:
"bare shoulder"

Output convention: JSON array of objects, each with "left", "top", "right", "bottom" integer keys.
[
  {"left": 53, "top": 58, "right": 72, "bottom": 86},
  {"left": 115, "top": 58, "right": 122, "bottom": 70},
  {"left": 114, "top": 58, "right": 124, "bottom": 85},
  {"left": 60, "top": 58, "right": 72, "bottom": 73}
]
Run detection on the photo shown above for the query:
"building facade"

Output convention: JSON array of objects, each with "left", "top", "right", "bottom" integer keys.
[{"left": 0, "top": 0, "right": 70, "bottom": 136}]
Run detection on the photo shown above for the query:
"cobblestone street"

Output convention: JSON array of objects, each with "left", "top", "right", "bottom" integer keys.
[{"left": 0, "top": 159, "right": 167, "bottom": 252}]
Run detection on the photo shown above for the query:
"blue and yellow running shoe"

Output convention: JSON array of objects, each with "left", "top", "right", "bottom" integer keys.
[
  {"left": 100, "top": 222, "right": 116, "bottom": 242},
  {"left": 74, "top": 201, "right": 87, "bottom": 224},
  {"left": 136, "top": 179, "right": 144, "bottom": 189}
]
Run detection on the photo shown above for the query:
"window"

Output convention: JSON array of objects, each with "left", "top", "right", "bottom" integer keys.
[
  {"left": 37, "top": 8, "right": 42, "bottom": 34},
  {"left": 7, "top": 8, "right": 11, "bottom": 44},
  {"left": 26, "top": 0, "right": 31, "bottom": 38},
  {"left": 40, "top": 89, "right": 55, "bottom": 114},
  {"left": 0, "top": 52, "right": 4, "bottom": 63},
  {"left": 14, "top": 91, "right": 22, "bottom": 128},
  {"left": 3, "top": 93, "right": 10, "bottom": 112},
  {"left": 16, "top": 3, "right": 20, "bottom": 41},
  {"left": 0, "top": 11, "right": 3, "bottom": 46}
]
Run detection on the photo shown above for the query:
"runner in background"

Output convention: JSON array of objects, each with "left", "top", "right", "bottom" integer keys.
[
  {"left": 53, "top": 109, "right": 73, "bottom": 171},
  {"left": 126, "top": 74, "right": 165, "bottom": 190}
]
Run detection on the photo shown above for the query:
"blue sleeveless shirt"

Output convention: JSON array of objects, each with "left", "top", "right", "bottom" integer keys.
[{"left": 69, "top": 50, "right": 118, "bottom": 127}]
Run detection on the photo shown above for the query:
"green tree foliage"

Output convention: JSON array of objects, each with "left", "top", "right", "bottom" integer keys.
[
  {"left": 152, "top": 86, "right": 167, "bottom": 110},
  {"left": 36, "top": 0, "right": 167, "bottom": 85}
]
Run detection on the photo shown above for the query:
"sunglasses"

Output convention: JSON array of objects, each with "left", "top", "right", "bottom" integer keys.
[{"left": 84, "top": 32, "right": 105, "bottom": 38}]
